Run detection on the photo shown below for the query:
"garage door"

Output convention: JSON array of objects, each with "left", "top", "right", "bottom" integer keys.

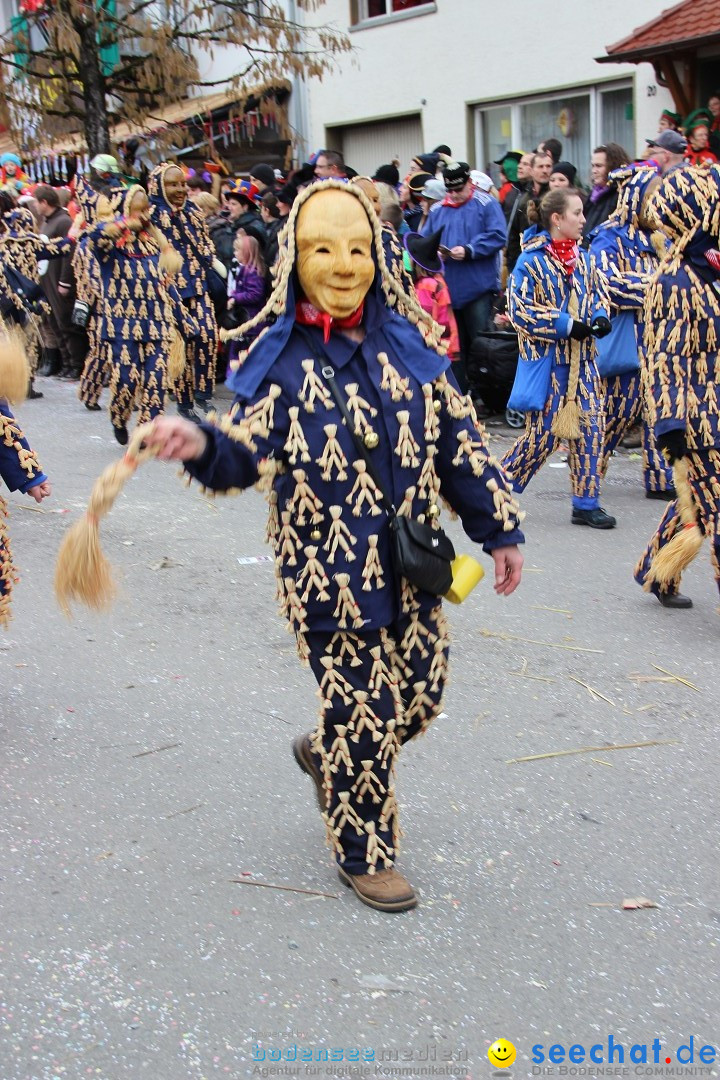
[{"left": 336, "top": 114, "right": 423, "bottom": 177}]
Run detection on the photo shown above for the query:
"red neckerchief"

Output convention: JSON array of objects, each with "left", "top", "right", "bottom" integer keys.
[
  {"left": 295, "top": 299, "right": 364, "bottom": 342},
  {"left": 548, "top": 237, "right": 579, "bottom": 276},
  {"left": 705, "top": 249, "right": 720, "bottom": 273}
]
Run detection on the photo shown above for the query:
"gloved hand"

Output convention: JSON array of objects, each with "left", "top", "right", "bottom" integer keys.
[
  {"left": 569, "top": 320, "right": 593, "bottom": 341},
  {"left": 591, "top": 316, "right": 612, "bottom": 339},
  {"left": 657, "top": 429, "right": 687, "bottom": 464}
]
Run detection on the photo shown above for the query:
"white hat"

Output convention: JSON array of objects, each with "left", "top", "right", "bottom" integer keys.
[{"left": 470, "top": 170, "right": 494, "bottom": 192}]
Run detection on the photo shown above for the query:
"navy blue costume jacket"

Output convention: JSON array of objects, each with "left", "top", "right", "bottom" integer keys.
[{"left": 187, "top": 285, "right": 524, "bottom": 634}]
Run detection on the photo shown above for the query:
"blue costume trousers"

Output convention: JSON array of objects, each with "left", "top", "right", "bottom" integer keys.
[
  {"left": 634, "top": 449, "right": 720, "bottom": 598},
  {"left": 175, "top": 296, "right": 218, "bottom": 409},
  {"left": 600, "top": 372, "right": 673, "bottom": 493},
  {"left": 501, "top": 363, "right": 605, "bottom": 510},
  {"left": 305, "top": 606, "right": 450, "bottom": 876},
  {"left": 108, "top": 340, "right": 166, "bottom": 429}
]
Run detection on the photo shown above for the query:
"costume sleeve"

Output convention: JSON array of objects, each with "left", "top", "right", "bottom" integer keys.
[
  {"left": 433, "top": 374, "right": 525, "bottom": 552},
  {"left": 588, "top": 258, "right": 612, "bottom": 325},
  {"left": 508, "top": 256, "right": 573, "bottom": 343},
  {"left": 464, "top": 197, "right": 507, "bottom": 259},
  {"left": 34, "top": 235, "right": 74, "bottom": 262},
  {"left": 643, "top": 276, "right": 689, "bottom": 436},
  {"left": 0, "top": 401, "right": 47, "bottom": 493},
  {"left": 184, "top": 379, "right": 292, "bottom": 492},
  {"left": 187, "top": 212, "right": 215, "bottom": 272},
  {"left": 589, "top": 232, "right": 647, "bottom": 312}
]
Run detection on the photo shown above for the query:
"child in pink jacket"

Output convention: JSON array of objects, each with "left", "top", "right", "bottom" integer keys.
[{"left": 404, "top": 228, "right": 460, "bottom": 365}]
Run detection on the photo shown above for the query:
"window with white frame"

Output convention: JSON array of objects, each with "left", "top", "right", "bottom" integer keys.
[
  {"left": 352, "top": 0, "right": 434, "bottom": 25},
  {"left": 475, "top": 82, "right": 634, "bottom": 190}
]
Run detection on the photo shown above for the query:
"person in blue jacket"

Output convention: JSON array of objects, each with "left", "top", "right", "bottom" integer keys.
[
  {"left": 502, "top": 187, "right": 617, "bottom": 528},
  {"left": 0, "top": 398, "right": 51, "bottom": 626},
  {"left": 143, "top": 181, "right": 525, "bottom": 913},
  {"left": 589, "top": 165, "right": 673, "bottom": 499},
  {"left": 420, "top": 159, "right": 506, "bottom": 393},
  {"left": 149, "top": 163, "right": 219, "bottom": 419},
  {"left": 634, "top": 164, "right": 720, "bottom": 609}
]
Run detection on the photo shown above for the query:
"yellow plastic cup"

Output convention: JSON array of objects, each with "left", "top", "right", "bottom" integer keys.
[{"left": 444, "top": 554, "right": 485, "bottom": 604}]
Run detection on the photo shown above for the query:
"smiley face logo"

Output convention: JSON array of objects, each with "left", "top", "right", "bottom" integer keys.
[{"left": 488, "top": 1039, "right": 516, "bottom": 1070}]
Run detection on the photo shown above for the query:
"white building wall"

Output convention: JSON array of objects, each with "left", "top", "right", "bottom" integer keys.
[{"left": 303, "top": 0, "right": 676, "bottom": 173}]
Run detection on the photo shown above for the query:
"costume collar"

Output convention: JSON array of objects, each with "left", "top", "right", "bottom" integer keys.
[{"left": 295, "top": 299, "right": 365, "bottom": 342}]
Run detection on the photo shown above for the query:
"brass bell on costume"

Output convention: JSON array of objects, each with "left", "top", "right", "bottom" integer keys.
[
  {"left": 426, "top": 503, "right": 440, "bottom": 520},
  {"left": 363, "top": 430, "right": 379, "bottom": 450},
  {"left": 310, "top": 527, "right": 322, "bottom": 541},
  {"left": 433, "top": 399, "right": 442, "bottom": 414}
]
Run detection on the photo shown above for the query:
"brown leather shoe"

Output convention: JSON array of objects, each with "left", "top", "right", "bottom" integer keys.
[
  {"left": 338, "top": 866, "right": 418, "bottom": 912},
  {"left": 292, "top": 734, "right": 327, "bottom": 813}
]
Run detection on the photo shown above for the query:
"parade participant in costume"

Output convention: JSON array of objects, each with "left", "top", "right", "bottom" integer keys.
[
  {"left": 634, "top": 165, "right": 720, "bottom": 609},
  {"left": 0, "top": 154, "right": 30, "bottom": 193},
  {"left": 659, "top": 109, "right": 682, "bottom": 132},
  {"left": 0, "top": 200, "right": 78, "bottom": 397},
  {"left": 76, "top": 185, "right": 188, "bottom": 444},
  {"left": 502, "top": 188, "right": 616, "bottom": 528},
  {"left": 72, "top": 178, "right": 120, "bottom": 411},
  {"left": 589, "top": 165, "right": 674, "bottom": 499},
  {"left": 0, "top": 348, "right": 51, "bottom": 626},
  {"left": 149, "top": 163, "right": 219, "bottom": 419},
  {"left": 141, "top": 181, "right": 525, "bottom": 912}
]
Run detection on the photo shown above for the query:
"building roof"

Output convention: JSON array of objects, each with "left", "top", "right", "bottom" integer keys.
[{"left": 598, "top": 0, "right": 720, "bottom": 63}]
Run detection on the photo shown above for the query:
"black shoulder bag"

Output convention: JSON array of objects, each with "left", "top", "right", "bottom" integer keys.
[{"left": 320, "top": 364, "right": 455, "bottom": 596}]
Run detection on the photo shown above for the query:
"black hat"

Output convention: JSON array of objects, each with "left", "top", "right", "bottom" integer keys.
[
  {"left": 250, "top": 163, "right": 276, "bottom": 187},
  {"left": 442, "top": 159, "right": 471, "bottom": 192},
  {"left": 551, "top": 160, "right": 577, "bottom": 184},
  {"left": 433, "top": 145, "right": 452, "bottom": 156},
  {"left": 407, "top": 171, "right": 432, "bottom": 194},
  {"left": 404, "top": 228, "right": 444, "bottom": 274},
  {"left": 373, "top": 163, "right": 400, "bottom": 186},
  {"left": 412, "top": 152, "right": 440, "bottom": 174},
  {"left": 292, "top": 162, "right": 317, "bottom": 186},
  {"left": 276, "top": 182, "right": 298, "bottom": 206},
  {"left": 494, "top": 150, "right": 523, "bottom": 166}
]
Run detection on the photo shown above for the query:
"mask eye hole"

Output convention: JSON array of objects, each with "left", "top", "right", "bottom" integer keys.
[{"left": 316, "top": 246, "right": 330, "bottom": 254}]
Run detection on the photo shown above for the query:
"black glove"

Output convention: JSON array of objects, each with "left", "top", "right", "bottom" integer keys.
[
  {"left": 591, "top": 316, "right": 612, "bottom": 339},
  {"left": 569, "top": 320, "right": 593, "bottom": 341},
  {"left": 657, "top": 429, "right": 687, "bottom": 464}
]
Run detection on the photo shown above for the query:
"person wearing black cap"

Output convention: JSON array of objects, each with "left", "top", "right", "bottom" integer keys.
[
  {"left": 249, "top": 164, "right": 277, "bottom": 196},
  {"left": 421, "top": 158, "right": 507, "bottom": 393},
  {"left": 549, "top": 161, "right": 577, "bottom": 189},
  {"left": 404, "top": 228, "right": 460, "bottom": 368}
]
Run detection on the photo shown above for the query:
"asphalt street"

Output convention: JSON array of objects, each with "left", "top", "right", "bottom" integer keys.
[{"left": 1, "top": 377, "right": 718, "bottom": 1080}]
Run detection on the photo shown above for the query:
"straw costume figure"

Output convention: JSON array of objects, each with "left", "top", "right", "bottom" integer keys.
[
  {"left": 0, "top": 350, "right": 51, "bottom": 627},
  {"left": 634, "top": 164, "right": 720, "bottom": 608},
  {"left": 132, "top": 181, "right": 525, "bottom": 912},
  {"left": 502, "top": 187, "right": 616, "bottom": 528},
  {"left": 589, "top": 165, "right": 674, "bottom": 497},
  {"left": 75, "top": 185, "right": 189, "bottom": 444},
  {"left": 148, "top": 163, "right": 219, "bottom": 418},
  {"left": 73, "top": 178, "right": 120, "bottom": 412},
  {"left": 0, "top": 203, "right": 75, "bottom": 396}
]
